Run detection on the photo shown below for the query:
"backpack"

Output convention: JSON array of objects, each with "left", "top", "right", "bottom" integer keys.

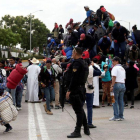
[{"left": 90, "top": 10, "right": 97, "bottom": 21}]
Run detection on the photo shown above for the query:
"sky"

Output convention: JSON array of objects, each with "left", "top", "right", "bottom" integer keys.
[{"left": 0, "top": 0, "right": 140, "bottom": 32}]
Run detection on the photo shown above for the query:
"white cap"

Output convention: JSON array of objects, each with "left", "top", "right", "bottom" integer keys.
[
  {"left": 48, "top": 37, "right": 51, "bottom": 40},
  {"left": 84, "top": 6, "right": 89, "bottom": 8}
]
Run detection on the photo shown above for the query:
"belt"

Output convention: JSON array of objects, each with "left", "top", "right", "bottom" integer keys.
[{"left": 115, "top": 82, "right": 124, "bottom": 84}]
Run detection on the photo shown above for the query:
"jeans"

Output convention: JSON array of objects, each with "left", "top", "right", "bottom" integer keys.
[
  {"left": 86, "top": 93, "right": 94, "bottom": 125},
  {"left": 44, "top": 86, "right": 55, "bottom": 111},
  {"left": 101, "top": 22, "right": 107, "bottom": 31},
  {"left": 6, "top": 88, "right": 16, "bottom": 105},
  {"left": 113, "top": 83, "right": 126, "bottom": 119},
  {"left": 16, "top": 90, "right": 23, "bottom": 108},
  {"left": 114, "top": 41, "right": 126, "bottom": 60}
]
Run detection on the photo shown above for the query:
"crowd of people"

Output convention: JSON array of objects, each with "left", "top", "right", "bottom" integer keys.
[{"left": 0, "top": 5, "right": 140, "bottom": 139}]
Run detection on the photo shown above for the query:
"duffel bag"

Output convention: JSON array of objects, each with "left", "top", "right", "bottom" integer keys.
[{"left": 0, "top": 92, "right": 18, "bottom": 123}]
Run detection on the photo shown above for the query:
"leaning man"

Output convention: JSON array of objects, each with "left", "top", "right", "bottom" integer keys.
[
  {"left": 66, "top": 47, "right": 90, "bottom": 138},
  {"left": 110, "top": 57, "right": 126, "bottom": 121}
]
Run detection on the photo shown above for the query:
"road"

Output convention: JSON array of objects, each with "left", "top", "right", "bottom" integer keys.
[
  {"left": 0, "top": 91, "right": 140, "bottom": 140},
  {"left": 0, "top": 62, "right": 140, "bottom": 140}
]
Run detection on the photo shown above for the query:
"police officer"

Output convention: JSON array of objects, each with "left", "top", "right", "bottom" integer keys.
[{"left": 66, "top": 47, "right": 90, "bottom": 138}]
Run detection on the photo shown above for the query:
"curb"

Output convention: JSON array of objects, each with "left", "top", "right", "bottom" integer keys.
[{"left": 22, "top": 59, "right": 43, "bottom": 62}]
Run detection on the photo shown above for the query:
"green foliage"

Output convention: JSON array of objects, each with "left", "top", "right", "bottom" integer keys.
[
  {"left": 0, "top": 28, "right": 21, "bottom": 47},
  {"left": 1, "top": 15, "right": 50, "bottom": 51}
]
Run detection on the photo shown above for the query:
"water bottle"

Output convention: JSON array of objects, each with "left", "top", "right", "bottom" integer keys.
[
  {"left": 110, "top": 92, "right": 115, "bottom": 103},
  {"left": 105, "top": 58, "right": 108, "bottom": 65}
]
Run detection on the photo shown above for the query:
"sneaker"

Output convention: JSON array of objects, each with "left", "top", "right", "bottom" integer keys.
[
  {"left": 46, "top": 110, "right": 53, "bottom": 115},
  {"left": 43, "top": 104, "right": 47, "bottom": 112},
  {"left": 55, "top": 105, "right": 62, "bottom": 109},
  {"left": 4, "top": 125, "right": 12, "bottom": 132},
  {"left": 87, "top": 124, "right": 97, "bottom": 128},
  {"left": 109, "top": 117, "right": 120, "bottom": 121},
  {"left": 124, "top": 104, "right": 128, "bottom": 108},
  {"left": 130, "top": 106, "right": 134, "bottom": 109},
  {"left": 120, "top": 118, "right": 125, "bottom": 121},
  {"left": 93, "top": 105, "right": 100, "bottom": 108},
  {"left": 17, "top": 107, "right": 22, "bottom": 111}
]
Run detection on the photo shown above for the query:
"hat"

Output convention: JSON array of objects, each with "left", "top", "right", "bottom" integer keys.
[
  {"left": 128, "top": 38, "right": 133, "bottom": 42},
  {"left": 114, "top": 21, "right": 118, "bottom": 25},
  {"left": 98, "top": 52, "right": 103, "bottom": 56},
  {"left": 103, "top": 64, "right": 108, "bottom": 69},
  {"left": 46, "top": 59, "right": 52, "bottom": 64},
  {"left": 80, "top": 33, "right": 86, "bottom": 40},
  {"left": 112, "top": 56, "right": 121, "bottom": 63},
  {"left": 48, "top": 37, "right": 51, "bottom": 40},
  {"left": 58, "top": 44, "right": 63, "bottom": 48},
  {"left": 84, "top": 6, "right": 89, "bottom": 8},
  {"left": 31, "top": 57, "right": 39, "bottom": 64}
]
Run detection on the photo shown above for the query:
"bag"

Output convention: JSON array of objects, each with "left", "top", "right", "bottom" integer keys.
[
  {"left": 0, "top": 92, "right": 18, "bottom": 123},
  {"left": 108, "top": 19, "right": 114, "bottom": 27},
  {"left": 87, "top": 80, "right": 94, "bottom": 89},
  {"left": 108, "top": 12, "right": 115, "bottom": 21},
  {"left": 90, "top": 10, "right": 97, "bottom": 21}
]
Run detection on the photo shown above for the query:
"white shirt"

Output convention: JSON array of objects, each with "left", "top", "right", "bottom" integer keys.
[
  {"left": 85, "top": 65, "right": 94, "bottom": 93},
  {"left": 111, "top": 64, "right": 126, "bottom": 83},
  {"left": 47, "top": 69, "right": 52, "bottom": 75}
]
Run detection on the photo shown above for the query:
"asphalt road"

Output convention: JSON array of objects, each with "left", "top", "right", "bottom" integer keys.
[{"left": 0, "top": 90, "right": 140, "bottom": 140}]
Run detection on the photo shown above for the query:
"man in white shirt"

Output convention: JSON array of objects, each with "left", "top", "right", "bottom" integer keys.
[
  {"left": 52, "top": 58, "right": 62, "bottom": 109},
  {"left": 110, "top": 57, "right": 126, "bottom": 121}
]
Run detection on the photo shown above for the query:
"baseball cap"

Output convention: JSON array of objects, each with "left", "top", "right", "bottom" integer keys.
[
  {"left": 128, "top": 38, "right": 133, "bottom": 42},
  {"left": 80, "top": 33, "right": 86, "bottom": 40},
  {"left": 103, "top": 64, "right": 108, "bottom": 69},
  {"left": 48, "top": 37, "right": 51, "bottom": 40},
  {"left": 84, "top": 6, "right": 89, "bottom": 8}
]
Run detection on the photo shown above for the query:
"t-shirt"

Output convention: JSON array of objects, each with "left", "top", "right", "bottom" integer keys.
[
  {"left": 86, "top": 10, "right": 91, "bottom": 18},
  {"left": 86, "top": 10, "right": 93, "bottom": 23},
  {"left": 47, "top": 69, "right": 52, "bottom": 75},
  {"left": 98, "top": 37, "right": 111, "bottom": 50},
  {"left": 111, "top": 65, "right": 126, "bottom": 83}
]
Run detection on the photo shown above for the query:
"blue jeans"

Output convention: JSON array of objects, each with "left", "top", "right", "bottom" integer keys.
[
  {"left": 6, "top": 88, "right": 16, "bottom": 105},
  {"left": 16, "top": 90, "right": 23, "bottom": 107},
  {"left": 101, "top": 22, "right": 106, "bottom": 31},
  {"left": 114, "top": 41, "right": 126, "bottom": 60},
  {"left": 113, "top": 83, "right": 126, "bottom": 119},
  {"left": 86, "top": 93, "right": 94, "bottom": 125},
  {"left": 44, "top": 86, "right": 55, "bottom": 111}
]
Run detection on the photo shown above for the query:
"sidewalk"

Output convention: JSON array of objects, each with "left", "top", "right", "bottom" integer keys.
[{"left": 0, "top": 97, "right": 140, "bottom": 140}]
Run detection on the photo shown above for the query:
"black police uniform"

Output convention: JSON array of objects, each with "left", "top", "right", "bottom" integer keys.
[{"left": 67, "top": 58, "right": 90, "bottom": 138}]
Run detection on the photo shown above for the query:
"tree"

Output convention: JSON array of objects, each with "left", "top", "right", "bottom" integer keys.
[
  {"left": 0, "top": 28, "right": 21, "bottom": 47},
  {"left": 1, "top": 15, "right": 50, "bottom": 52}
]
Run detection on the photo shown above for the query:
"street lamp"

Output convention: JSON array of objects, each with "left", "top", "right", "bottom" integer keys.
[
  {"left": 30, "top": 10, "right": 43, "bottom": 55},
  {"left": 119, "top": 20, "right": 130, "bottom": 32}
]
